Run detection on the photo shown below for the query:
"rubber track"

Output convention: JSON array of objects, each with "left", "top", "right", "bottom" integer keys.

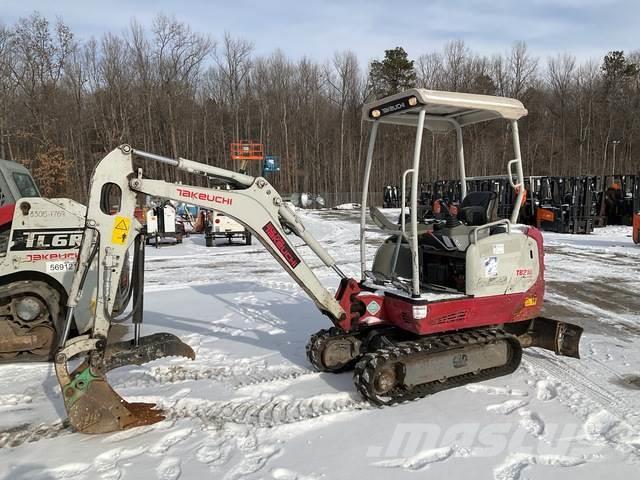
[{"left": 353, "top": 328, "right": 522, "bottom": 406}]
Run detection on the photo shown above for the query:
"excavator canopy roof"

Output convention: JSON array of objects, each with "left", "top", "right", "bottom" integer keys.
[{"left": 362, "top": 88, "right": 528, "bottom": 132}]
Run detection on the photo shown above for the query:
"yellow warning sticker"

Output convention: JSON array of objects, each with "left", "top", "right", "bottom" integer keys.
[
  {"left": 112, "top": 216, "right": 131, "bottom": 245},
  {"left": 524, "top": 296, "right": 537, "bottom": 307}
]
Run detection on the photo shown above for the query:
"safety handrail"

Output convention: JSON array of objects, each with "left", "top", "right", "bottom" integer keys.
[
  {"left": 400, "top": 168, "right": 414, "bottom": 234},
  {"left": 507, "top": 159, "right": 523, "bottom": 188},
  {"left": 471, "top": 218, "right": 511, "bottom": 244}
]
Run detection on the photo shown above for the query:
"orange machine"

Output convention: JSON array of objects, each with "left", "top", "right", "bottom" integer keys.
[
  {"left": 230, "top": 141, "right": 264, "bottom": 173},
  {"left": 536, "top": 207, "right": 555, "bottom": 228}
]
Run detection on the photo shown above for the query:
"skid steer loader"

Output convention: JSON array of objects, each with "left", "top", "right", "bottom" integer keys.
[
  {"left": 10, "top": 89, "right": 583, "bottom": 434},
  {"left": 0, "top": 160, "right": 146, "bottom": 362}
]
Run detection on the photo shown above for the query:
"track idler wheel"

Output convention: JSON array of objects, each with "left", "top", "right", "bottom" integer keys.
[{"left": 306, "top": 328, "right": 362, "bottom": 373}]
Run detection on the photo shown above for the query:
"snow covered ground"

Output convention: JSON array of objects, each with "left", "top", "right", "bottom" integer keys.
[{"left": 0, "top": 210, "right": 639, "bottom": 480}]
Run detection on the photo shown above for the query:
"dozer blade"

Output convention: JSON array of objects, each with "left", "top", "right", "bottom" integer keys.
[
  {"left": 516, "top": 317, "right": 583, "bottom": 358},
  {"left": 56, "top": 333, "right": 195, "bottom": 434},
  {"left": 103, "top": 332, "right": 195, "bottom": 372}
]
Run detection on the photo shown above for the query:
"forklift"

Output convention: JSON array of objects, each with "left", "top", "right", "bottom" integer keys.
[{"left": 535, "top": 176, "right": 593, "bottom": 234}]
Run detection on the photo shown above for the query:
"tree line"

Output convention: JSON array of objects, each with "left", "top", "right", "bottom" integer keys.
[{"left": 0, "top": 12, "right": 638, "bottom": 202}]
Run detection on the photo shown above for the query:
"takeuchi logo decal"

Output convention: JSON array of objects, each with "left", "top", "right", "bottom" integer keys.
[
  {"left": 177, "top": 188, "right": 232, "bottom": 205},
  {"left": 262, "top": 221, "right": 301, "bottom": 268}
]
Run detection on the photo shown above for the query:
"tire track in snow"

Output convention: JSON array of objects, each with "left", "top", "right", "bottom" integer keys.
[
  {"left": 111, "top": 363, "right": 317, "bottom": 390},
  {"left": 0, "top": 421, "right": 70, "bottom": 449},
  {"left": 523, "top": 350, "right": 634, "bottom": 423},
  {"left": 522, "top": 350, "right": 640, "bottom": 459},
  {"left": 0, "top": 393, "right": 370, "bottom": 449},
  {"left": 159, "top": 393, "right": 371, "bottom": 428}
]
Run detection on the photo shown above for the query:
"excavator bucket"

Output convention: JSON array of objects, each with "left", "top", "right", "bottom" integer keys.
[{"left": 55, "top": 333, "right": 195, "bottom": 434}]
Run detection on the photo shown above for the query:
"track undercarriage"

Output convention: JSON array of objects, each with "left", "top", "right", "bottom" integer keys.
[{"left": 307, "top": 318, "right": 582, "bottom": 406}]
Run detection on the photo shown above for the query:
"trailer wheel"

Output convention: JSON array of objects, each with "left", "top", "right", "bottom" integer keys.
[{"left": 245, "top": 232, "right": 252, "bottom": 245}]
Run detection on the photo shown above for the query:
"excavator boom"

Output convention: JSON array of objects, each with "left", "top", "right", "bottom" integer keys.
[{"left": 55, "top": 145, "right": 348, "bottom": 433}]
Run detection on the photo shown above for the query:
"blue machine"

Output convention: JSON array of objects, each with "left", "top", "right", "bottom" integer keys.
[{"left": 262, "top": 155, "right": 280, "bottom": 175}]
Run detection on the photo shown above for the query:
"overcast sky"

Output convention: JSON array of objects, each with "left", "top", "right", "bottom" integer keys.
[{"left": 1, "top": 0, "right": 638, "bottom": 64}]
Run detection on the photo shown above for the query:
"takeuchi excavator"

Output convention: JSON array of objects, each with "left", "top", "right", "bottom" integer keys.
[{"left": 14, "top": 89, "right": 582, "bottom": 434}]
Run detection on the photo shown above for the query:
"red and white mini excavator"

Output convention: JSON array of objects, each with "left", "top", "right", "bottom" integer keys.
[{"left": 1, "top": 89, "right": 583, "bottom": 433}]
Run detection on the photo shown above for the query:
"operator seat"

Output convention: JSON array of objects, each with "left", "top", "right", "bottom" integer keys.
[
  {"left": 459, "top": 191, "right": 498, "bottom": 226},
  {"left": 419, "top": 191, "right": 500, "bottom": 253}
]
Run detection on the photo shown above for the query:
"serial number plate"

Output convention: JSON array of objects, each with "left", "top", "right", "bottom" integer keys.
[{"left": 46, "top": 261, "right": 77, "bottom": 273}]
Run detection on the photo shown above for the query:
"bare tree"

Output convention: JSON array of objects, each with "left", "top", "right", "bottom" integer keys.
[
  {"left": 507, "top": 41, "right": 538, "bottom": 99},
  {"left": 8, "top": 12, "right": 74, "bottom": 146},
  {"left": 152, "top": 14, "right": 212, "bottom": 158},
  {"left": 325, "top": 50, "right": 359, "bottom": 193},
  {"left": 0, "top": 24, "right": 17, "bottom": 159},
  {"left": 416, "top": 52, "right": 444, "bottom": 89},
  {"left": 547, "top": 53, "right": 576, "bottom": 172},
  {"left": 443, "top": 40, "right": 469, "bottom": 91},
  {"left": 0, "top": 12, "right": 638, "bottom": 205},
  {"left": 214, "top": 32, "right": 253, "bottom": 141}
]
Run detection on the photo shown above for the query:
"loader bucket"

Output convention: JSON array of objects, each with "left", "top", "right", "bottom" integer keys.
[{"left": 55, "top": 333, "right": 195, "bottom": 434}]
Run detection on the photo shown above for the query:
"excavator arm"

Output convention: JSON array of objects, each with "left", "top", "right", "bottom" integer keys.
[{"left": 55, "top": 145, "right": 349, "bottom": 433}]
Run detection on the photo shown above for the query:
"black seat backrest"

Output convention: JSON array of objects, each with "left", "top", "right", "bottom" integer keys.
[{"left": 460, "top": 191, "right": 498, "bottom": 226}]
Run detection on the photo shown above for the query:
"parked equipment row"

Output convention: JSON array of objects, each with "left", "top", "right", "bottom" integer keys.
[{"left": 384, "top": 175, "right": 638, "bottom": 234}]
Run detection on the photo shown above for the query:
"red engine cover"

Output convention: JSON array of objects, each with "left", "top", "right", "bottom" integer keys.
[{"left": 336, "top": 227, "right": 545, "bottom": 335}]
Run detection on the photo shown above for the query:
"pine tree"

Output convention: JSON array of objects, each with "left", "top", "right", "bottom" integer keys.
[
  {"left": 368, "top": 47, "right": 417, "bottom": 98},
  {"left": 601, "top": 51, "right": 639, "bottom": 93}
]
